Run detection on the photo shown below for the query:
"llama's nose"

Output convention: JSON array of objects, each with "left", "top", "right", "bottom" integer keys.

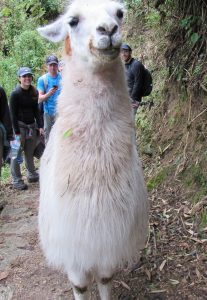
[{"left": 96, "top": 24, "right": 118, "bottom": 36}]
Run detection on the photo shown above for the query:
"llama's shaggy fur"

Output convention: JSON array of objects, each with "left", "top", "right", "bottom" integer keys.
[{"left": 38, "top": 0, "right": 149, "bottom": 299}]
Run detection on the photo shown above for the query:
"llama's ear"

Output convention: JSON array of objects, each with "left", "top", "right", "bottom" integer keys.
[{"left": 37, "top": 18, "right": 67, "bottom": 43}]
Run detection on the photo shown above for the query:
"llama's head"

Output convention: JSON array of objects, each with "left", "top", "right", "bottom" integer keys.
[{"left": 37, "top": 0, "right": 125, "bottom": 67}]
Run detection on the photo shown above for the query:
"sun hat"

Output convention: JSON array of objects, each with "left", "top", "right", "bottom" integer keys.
[{"left": 17, "top": 67, "right": 33, "bottom": 77}]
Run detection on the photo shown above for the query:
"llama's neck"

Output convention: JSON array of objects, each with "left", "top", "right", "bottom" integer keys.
[
  {"left": 57, "top": 56, "right": 133, "bottom": 145},
  {"left": 63, "top": 56, "right": 126, "bottom": 90},
  {"left": 58, "top": 56, "right": 131, "bottom": 123}
]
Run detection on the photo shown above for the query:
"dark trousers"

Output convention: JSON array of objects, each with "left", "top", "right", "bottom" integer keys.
[
  {"left": 10, "top": 127, "right": 38, "bottom": 184},
  {"left": 0, "top": 130, "right": 3, "bottom": 177}
]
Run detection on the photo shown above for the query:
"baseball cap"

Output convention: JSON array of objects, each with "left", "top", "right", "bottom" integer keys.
[
  {"left": 46, "top": 55, "right": 59, "bottom": 65},
  {"left": 120, "top": 44, "right": 132, "bottom": 51},
  {"left": 17, "top": 67, "right": 33, "bottom": 77}
]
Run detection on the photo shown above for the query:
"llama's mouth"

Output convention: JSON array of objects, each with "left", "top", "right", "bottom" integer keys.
[{"left": 90, "top": 44, "right": 120, "bottom": 60}]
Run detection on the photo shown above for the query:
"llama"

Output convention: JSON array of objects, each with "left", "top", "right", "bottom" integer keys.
[{"left": 37, "top": 0, "right": 149, "bottom": 299}]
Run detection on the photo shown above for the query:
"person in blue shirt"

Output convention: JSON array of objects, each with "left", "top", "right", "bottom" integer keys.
[{"left": 37, "top": 55, "right": 62, "bottom": 143}]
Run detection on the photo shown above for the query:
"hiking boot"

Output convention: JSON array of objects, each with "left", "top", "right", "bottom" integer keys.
[
  {"left": 27, "top": 175, "right": 39, "bottom": 183},
  {"left": 13, "top": 181, "right": 28, "bottom": 190}
]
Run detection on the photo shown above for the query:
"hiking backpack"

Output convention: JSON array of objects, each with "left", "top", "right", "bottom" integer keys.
[{"left": 142, "top": 67, "right": 153, "bottom": 97}]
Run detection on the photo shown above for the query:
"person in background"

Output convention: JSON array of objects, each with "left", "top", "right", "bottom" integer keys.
[
  {"left": 9, "top": 67, "right": 44, "bottom": 190},
  {"left": 58, "top": 60, "right": 65, "bottom": 75},
  {"left": 0, "top": 85, "right": 13, "bottom": 178},
  {"left": 37, "top": 55, "right": 62, "bottom": 143},
  {"left": 120, "top": 44, "right": 145, "bottom": 115}
]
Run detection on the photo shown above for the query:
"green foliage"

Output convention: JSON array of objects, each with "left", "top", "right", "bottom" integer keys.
[
  {"left": 185, "top": 166, "right": 207, "bottom": 189},
  {"left": 180, "top": 16, "right": 200, "bottom": 45},
  {"left": 125, "top": 0, "right": 206, "bottom": 91},
  {"left": 136, "top": 110, "right": 151, "bottom": 132},
  {"left": 200, "top": 208, "right": 207, "bottom": 229},
  {"left": 40, "top": 0, "right": 64, "bottom": 20},
  {"left": 0, "top": 0, "right": 44, "bottom": 51},
  {"left": 182, "top": 165, "right": 207, "bottom": 203},
  {"left": 190, "top": 32, "right": 200, "bottom": 45},
  {"left": 147, "top": 166, "right": 172, "bottom": 191},
  {"left": 1, "top": 165, "right": 11, "bottom": 184},
  {"left": 136, "top": 109, "right": 152, "bottom": 146},
  {"left": 125, "top": 0, "right": 142, "bottom": 8},
  {"left": 0, "top": 0, "right": 63, "bottom": 96},
  {"left": 13, "top": 31, "right": 46, "bottom": 70},
  {"left": 145, "top": 11, "right": 160, "bottom": 28},
  {"left": 202, "top": 74, "right": 207, "bottom": 89},
  {"left": 161, "top": 1, "right": 206, "bottom": 89},
  {"left": 125, "top": 0, "right": 146, "bottom": 19},
  {"left": 0, "top": 55, "right": 19, "bottom": 96}
]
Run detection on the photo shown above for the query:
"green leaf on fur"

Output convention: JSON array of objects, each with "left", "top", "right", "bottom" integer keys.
[{"left": 63, "top": 128, "right": 73, "bottom": 139}]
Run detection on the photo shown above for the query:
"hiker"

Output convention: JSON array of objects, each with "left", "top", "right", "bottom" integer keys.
[
  {"left": 120, "top": 44, "right": 145, "bottom": 115},
  {"left": 37, "top": 55, "right": 62, "bottom": 143},
  {"left": 0, "top": 85, "right": 13, "bottom": 178},
  {"left": 58, "top": 60, "right": 65, "bottom": 75},
  {"left": 9, "top": 67, "right": 44, "bottom": 190}
]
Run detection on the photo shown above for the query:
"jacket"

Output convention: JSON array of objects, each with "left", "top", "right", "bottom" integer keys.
[
  {"left": 9, "top": 85, "right": 43, "bottom": 134},
  {"left": 125, "top": 58, "right": 145, "bottom": 102},
  {"left": 0, "top": 86, "right": 13, "bottom": 140}
]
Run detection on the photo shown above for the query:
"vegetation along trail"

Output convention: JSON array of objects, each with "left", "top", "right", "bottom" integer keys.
[
  {"left": 0, "top": 0, "right": 207, "bottom": 299},
  {"left": 0, "top": 179, "right": 206, "bottom": 299}
]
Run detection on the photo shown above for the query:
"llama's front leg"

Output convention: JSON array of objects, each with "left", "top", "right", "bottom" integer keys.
[
  {"left": 96, "top": 271, "right": 114, "bottom": 300},
  {"left": 68, "top": 269, "right": 91, "bottom": 300}
]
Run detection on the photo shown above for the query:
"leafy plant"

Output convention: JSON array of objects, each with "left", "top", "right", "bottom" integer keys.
[
  {"left": 1, "top": 165, "right": 11, "bottom": 184},
  {"left": 0, "top": 0, "right": 63, "bottom": 96},
  {"left": 147, "top": 166, "right": 172, "bottom": 191},
  {"left": 145, "top": 11, "right": 160, "bottom": 28}
]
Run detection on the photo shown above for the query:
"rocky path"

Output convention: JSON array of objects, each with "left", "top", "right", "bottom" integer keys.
[{"left": 0, "top": 183, "right": 207, "bottom": 300}]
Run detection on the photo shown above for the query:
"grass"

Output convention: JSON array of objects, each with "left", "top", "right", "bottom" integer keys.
[
  {"left": 1, "top": 164, "right": 11, "bottom": 184},
  {"left": 200, "top": 208, "right": 207, "bottom": 228},
  {"left": 182, "top": 165, "right": 207, "bottom": 203},
  {"left": 147, "top": 166, "right": 172, "bottom": 191},
  {"left": 0, "top": 158, "right": 36, "bottom": 185}
]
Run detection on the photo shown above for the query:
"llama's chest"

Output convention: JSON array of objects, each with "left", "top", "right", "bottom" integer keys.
[{"left": 52, "top": 118, "right": 136, "bottom": 196}]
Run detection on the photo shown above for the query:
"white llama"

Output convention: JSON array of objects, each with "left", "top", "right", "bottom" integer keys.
[{"left": 37, "top": 0, "right": 149, "bottom": 299}]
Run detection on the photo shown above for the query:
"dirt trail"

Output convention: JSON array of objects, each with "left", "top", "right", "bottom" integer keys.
[
  {"left": 0, "top": 185, "right": 72, "bottom": 300},
  {"left": 0, "top": 183, "right": 207, "bottom": 300}
]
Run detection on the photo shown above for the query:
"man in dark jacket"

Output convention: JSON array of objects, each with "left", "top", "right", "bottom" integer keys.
[
  {"left": 0, "top": 85, "right": 13, "bottom": 177},
  {"left": 120, "top": 44, "right": 144, "bottom": 114}
]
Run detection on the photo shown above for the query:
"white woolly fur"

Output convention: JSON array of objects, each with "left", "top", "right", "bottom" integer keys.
[{"left": 38, "top": 0, "right": 149, "bottom": 298}]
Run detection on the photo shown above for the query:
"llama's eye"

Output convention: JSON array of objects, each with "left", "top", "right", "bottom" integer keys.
[
  {"left": 68, "top": 17, "right": 79, "bottom": 27},
  {"left": 116, "top": 9, "right": 123, "bottom": 19}
]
